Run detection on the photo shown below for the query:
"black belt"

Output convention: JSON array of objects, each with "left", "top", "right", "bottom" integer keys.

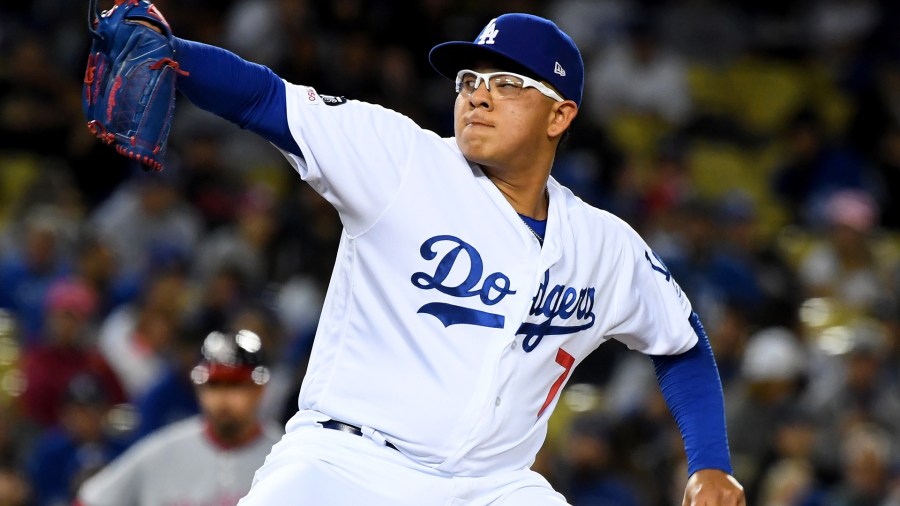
[{"left": 321, "top": 420, "right": 398, "bottom": 451}]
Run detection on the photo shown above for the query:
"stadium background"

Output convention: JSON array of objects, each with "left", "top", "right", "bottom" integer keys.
[{"left": 1, "top": 0, "right": 900, "bottom": 504}]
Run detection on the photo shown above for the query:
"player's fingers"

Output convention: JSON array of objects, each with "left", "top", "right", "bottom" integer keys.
[{"left": 683, "top": 490, "right": 746, "bottom": 506}]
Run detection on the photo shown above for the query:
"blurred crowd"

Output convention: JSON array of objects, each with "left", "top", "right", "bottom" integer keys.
[{"left": 2, "top": 0, "right": 900, "bottom": 505}]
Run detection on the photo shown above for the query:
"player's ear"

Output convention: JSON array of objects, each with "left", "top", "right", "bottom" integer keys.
[{"left": 547, "top": 101, "right": 577, "bottom": 139}]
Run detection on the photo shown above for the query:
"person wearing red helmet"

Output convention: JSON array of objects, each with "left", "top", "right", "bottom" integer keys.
[{"left": 75, "top": 330, "right": 282, "bottom": 506}]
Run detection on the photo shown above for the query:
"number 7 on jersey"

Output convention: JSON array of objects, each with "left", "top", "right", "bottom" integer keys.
[{"left": 538, "top": 347, "right": 574, "bottom": 418}]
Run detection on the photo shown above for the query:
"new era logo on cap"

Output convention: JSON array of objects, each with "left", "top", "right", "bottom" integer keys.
[
  {"left": 554, "top": 62, "right": 566, "bottom": 77},
  {"left": 428, "top": 13, "right": 585, "bottom": 106}
]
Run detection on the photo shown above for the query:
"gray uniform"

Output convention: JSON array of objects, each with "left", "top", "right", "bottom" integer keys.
[{"left": 77, "top": 416, "right": 281, "bottom": 506}]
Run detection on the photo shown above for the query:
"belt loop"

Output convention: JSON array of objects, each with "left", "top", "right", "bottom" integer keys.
[
  {"left": 360, "top": 425, "right": 387, "bottom": 446},
  {"left": 320, "top": 419, "right": 398, "bottom": 451}
]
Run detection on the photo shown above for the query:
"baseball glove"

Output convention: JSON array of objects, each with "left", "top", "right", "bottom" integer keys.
[{"left": 82, "top": 0, "right": 186, "bottom": 172}]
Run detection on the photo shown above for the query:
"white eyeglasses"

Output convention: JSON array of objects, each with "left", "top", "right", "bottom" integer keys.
[{"left": 455, "top": 69, "right": 564, "bottom": 102}]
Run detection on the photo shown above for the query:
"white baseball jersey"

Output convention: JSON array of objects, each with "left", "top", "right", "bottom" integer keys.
[
  {"left": 277, "top": 84, "right": 697, "bottom": 477},
  {"left": 77, "top": 416, "right": 282, "bottom": 506}
]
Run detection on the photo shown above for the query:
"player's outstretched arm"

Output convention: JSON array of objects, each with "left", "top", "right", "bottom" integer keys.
[
  {"left": 170, "top": 37, "right": 300, "bottom": 155},
  {"left": 649, "top": 313, "right": 745, "bottom": 506},
  {"left": 132, "top": 16, "right": 300, "bottom": 155}
]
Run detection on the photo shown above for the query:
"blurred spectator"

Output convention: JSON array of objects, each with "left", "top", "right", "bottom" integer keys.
[
  {"left": 797, "top": 189, "right": 884, "bottom": 312},
  {"left": 375, "top": 0, "right": 474, "bottom": 87},
  {"left": 319, "top": 29, "right": 379, "bottom": 101},
  {"left": 0, "top": 465, "right": 31, "bottom": 506},
  {"left": 25, "top": 373, "right": 130, "bottom": 506},
  {"left": 375, "top": 44, "right": 431, "bottom": 125},
  {"left": 717, "top": 190, "right": 803, "bottom": 328},
  {"left": 726, "top": 326, "right": 809, "bottom": 502},
  {"left": 807, "top": 0, "right": 880, "bottom": 72},
  {"left": 0, "top": 206, "right": 75, "bottom": 345},
  {"left": 749, "top": 404, "right": 829, "bottom": 506},
  {"left": 805, "top": 321, "right": 900, "bottom": 479},
  {"left": 184, "top": 265, "right": 250, "bottom": 340},
  {"left": 0, "top": 308, "right": 30, "bottom": 469},
  {"left": 657, "top": 0, "right": 748, "bottom": 66},
  {"left": 133, "top": 301, "right": 287, "bottom": 440},
  {"left": 19, "top": 278, "right": 126, "bottom": 428},
  {"left": 736, "top": 0, "right": 810, "bottom": 59},
  {"left": 177, "top": 128, "right": 244, "bottom": 232},
  {"left": 73, "top": 232, "right": 141, "bottom": 320},
  {"left": 268, "top": 181, "right": 341, "bottom": 305},
  {"left": 225, "top": 303, "right": 291, "bottom": 423},
  {"left": 88, "top": 172, "right": 202, "bottom": 279},
  {"left": 887, "top": 472, "right": 900, "bottom": 506},
  {"left": 816, "top": 422, "right": 894, "bottom": 505},
  {"left": 548, "top": 0, "right": 634, "bottom": 53},
  {"left": 221, "top": 0, "right": 313, "bottom": 68},
  {"left": 277, "top": 29, "right": 329, "bottom": 88},
  {"left": 845, "top": 61, "right": 900, "bottom": 166},
  {"left": 707, "top": 301, "right": 753, "bottom": 393},
  {"left": 75, "top": 330, "right": 282, "bottom": 506},
  {"left": 771, "top": 107, "right": 875, "bottom": 229},
  {"left": 0, "top": 34, "right": 73, "bottom": 158},
  {"left": 0, "top": 408, "right": 28, "bottom": 475},
  {"left": 551, "top": 412, "right": 641, "bottom": 506},
  {"left": 660, "top": 197, "right": 763, "bottom": 328},
  {"left": 136, "top": 303, "right": 292, "bottom": 438},
  {"left": 192, "top": 182, "right": 279, "bottom": 294},
  {"left": 96, "top": 269, "right": 186, "bottom": 401},
  {"left": 551, "top": 122, "right": 634, "bottom": 223},
  {"left": 875, "top": 297, "right": 900, "bottom": 387},
  {"left": 130, "top": 327, "right": 204, "bottom": 442},
  {"left": 755, "top": 458, "right": 820, "bottom": 506},
  {"left": 606, "top": 377, "right": 686, "bottom": 506},
  {"left": 871, "top": 122, "right": 900, "bottom": 230},
  {"left": 585, "top": 16, "right": 692, "bottom": 127},
  {"left": 640, "top": 138, "right": 695, "bottom": 224}
]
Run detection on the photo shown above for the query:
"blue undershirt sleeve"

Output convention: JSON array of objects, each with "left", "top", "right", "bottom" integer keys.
[
  {"left": 171, "top": 37, "right": 301, "bottom": 155},
  {"left": 649, "top": 312, "right": 733, "bottom": 476}
]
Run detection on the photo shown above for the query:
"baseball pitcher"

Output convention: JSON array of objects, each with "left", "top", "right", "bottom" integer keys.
[{"left": 83, "top": 3, "right": 745, "bottom": 505}]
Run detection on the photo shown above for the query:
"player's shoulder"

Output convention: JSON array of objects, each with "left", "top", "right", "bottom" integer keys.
[
  {"left": 283, "top": 82, "right": 426, "bottom": 128},
  {"left": 281, "top": 81, "right": 451, "bottom": 155},
  {"left": 551, "top": 178, "right": 641, "bottom": 239}
]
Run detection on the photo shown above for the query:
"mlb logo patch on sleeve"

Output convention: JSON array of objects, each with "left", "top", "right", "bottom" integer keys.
[
  {"left": 321, "top": 94, "right": 347, "bottom": 106},
  {"left": 303, "top": 87, "right": 348, "bottom": 105}
]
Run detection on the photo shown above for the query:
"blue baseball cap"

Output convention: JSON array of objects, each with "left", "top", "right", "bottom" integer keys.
[{"left": 429, "top": 13, "right": 584, "bottom": 107}]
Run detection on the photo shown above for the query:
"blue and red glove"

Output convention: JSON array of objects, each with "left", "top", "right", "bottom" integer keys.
[{"left": 82, "top": 0, "right": 186, "bottom": 171}]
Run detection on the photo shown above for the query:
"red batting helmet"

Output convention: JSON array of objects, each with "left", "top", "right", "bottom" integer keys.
[{"left": 190, "top": 330, "right": 270, "bottom": 386}]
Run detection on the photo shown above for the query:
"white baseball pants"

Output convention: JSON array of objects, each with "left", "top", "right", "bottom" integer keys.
[{"left": 238, "top": 420, "right": 570, "bottom": 505}]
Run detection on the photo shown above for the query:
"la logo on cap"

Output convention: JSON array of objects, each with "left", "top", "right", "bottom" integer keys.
[{"left": 477, "top": 19, "right": 499, "bottom": 45}]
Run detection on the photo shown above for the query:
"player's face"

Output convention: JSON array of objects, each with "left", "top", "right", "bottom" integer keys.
[
  {"left": 453, "top": 67, "right": 576, "bottom": 169},
  {"left": 197, "top": 382, "right": 264, "bottom": 441}
]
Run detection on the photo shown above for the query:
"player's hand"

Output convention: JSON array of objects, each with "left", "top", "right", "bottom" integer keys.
[
  {"left": 134, "top": 19, "right": 163, "bottom": 33},
  {"left": 682, "top": 469, "right": 745, "bottom": 506}
]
